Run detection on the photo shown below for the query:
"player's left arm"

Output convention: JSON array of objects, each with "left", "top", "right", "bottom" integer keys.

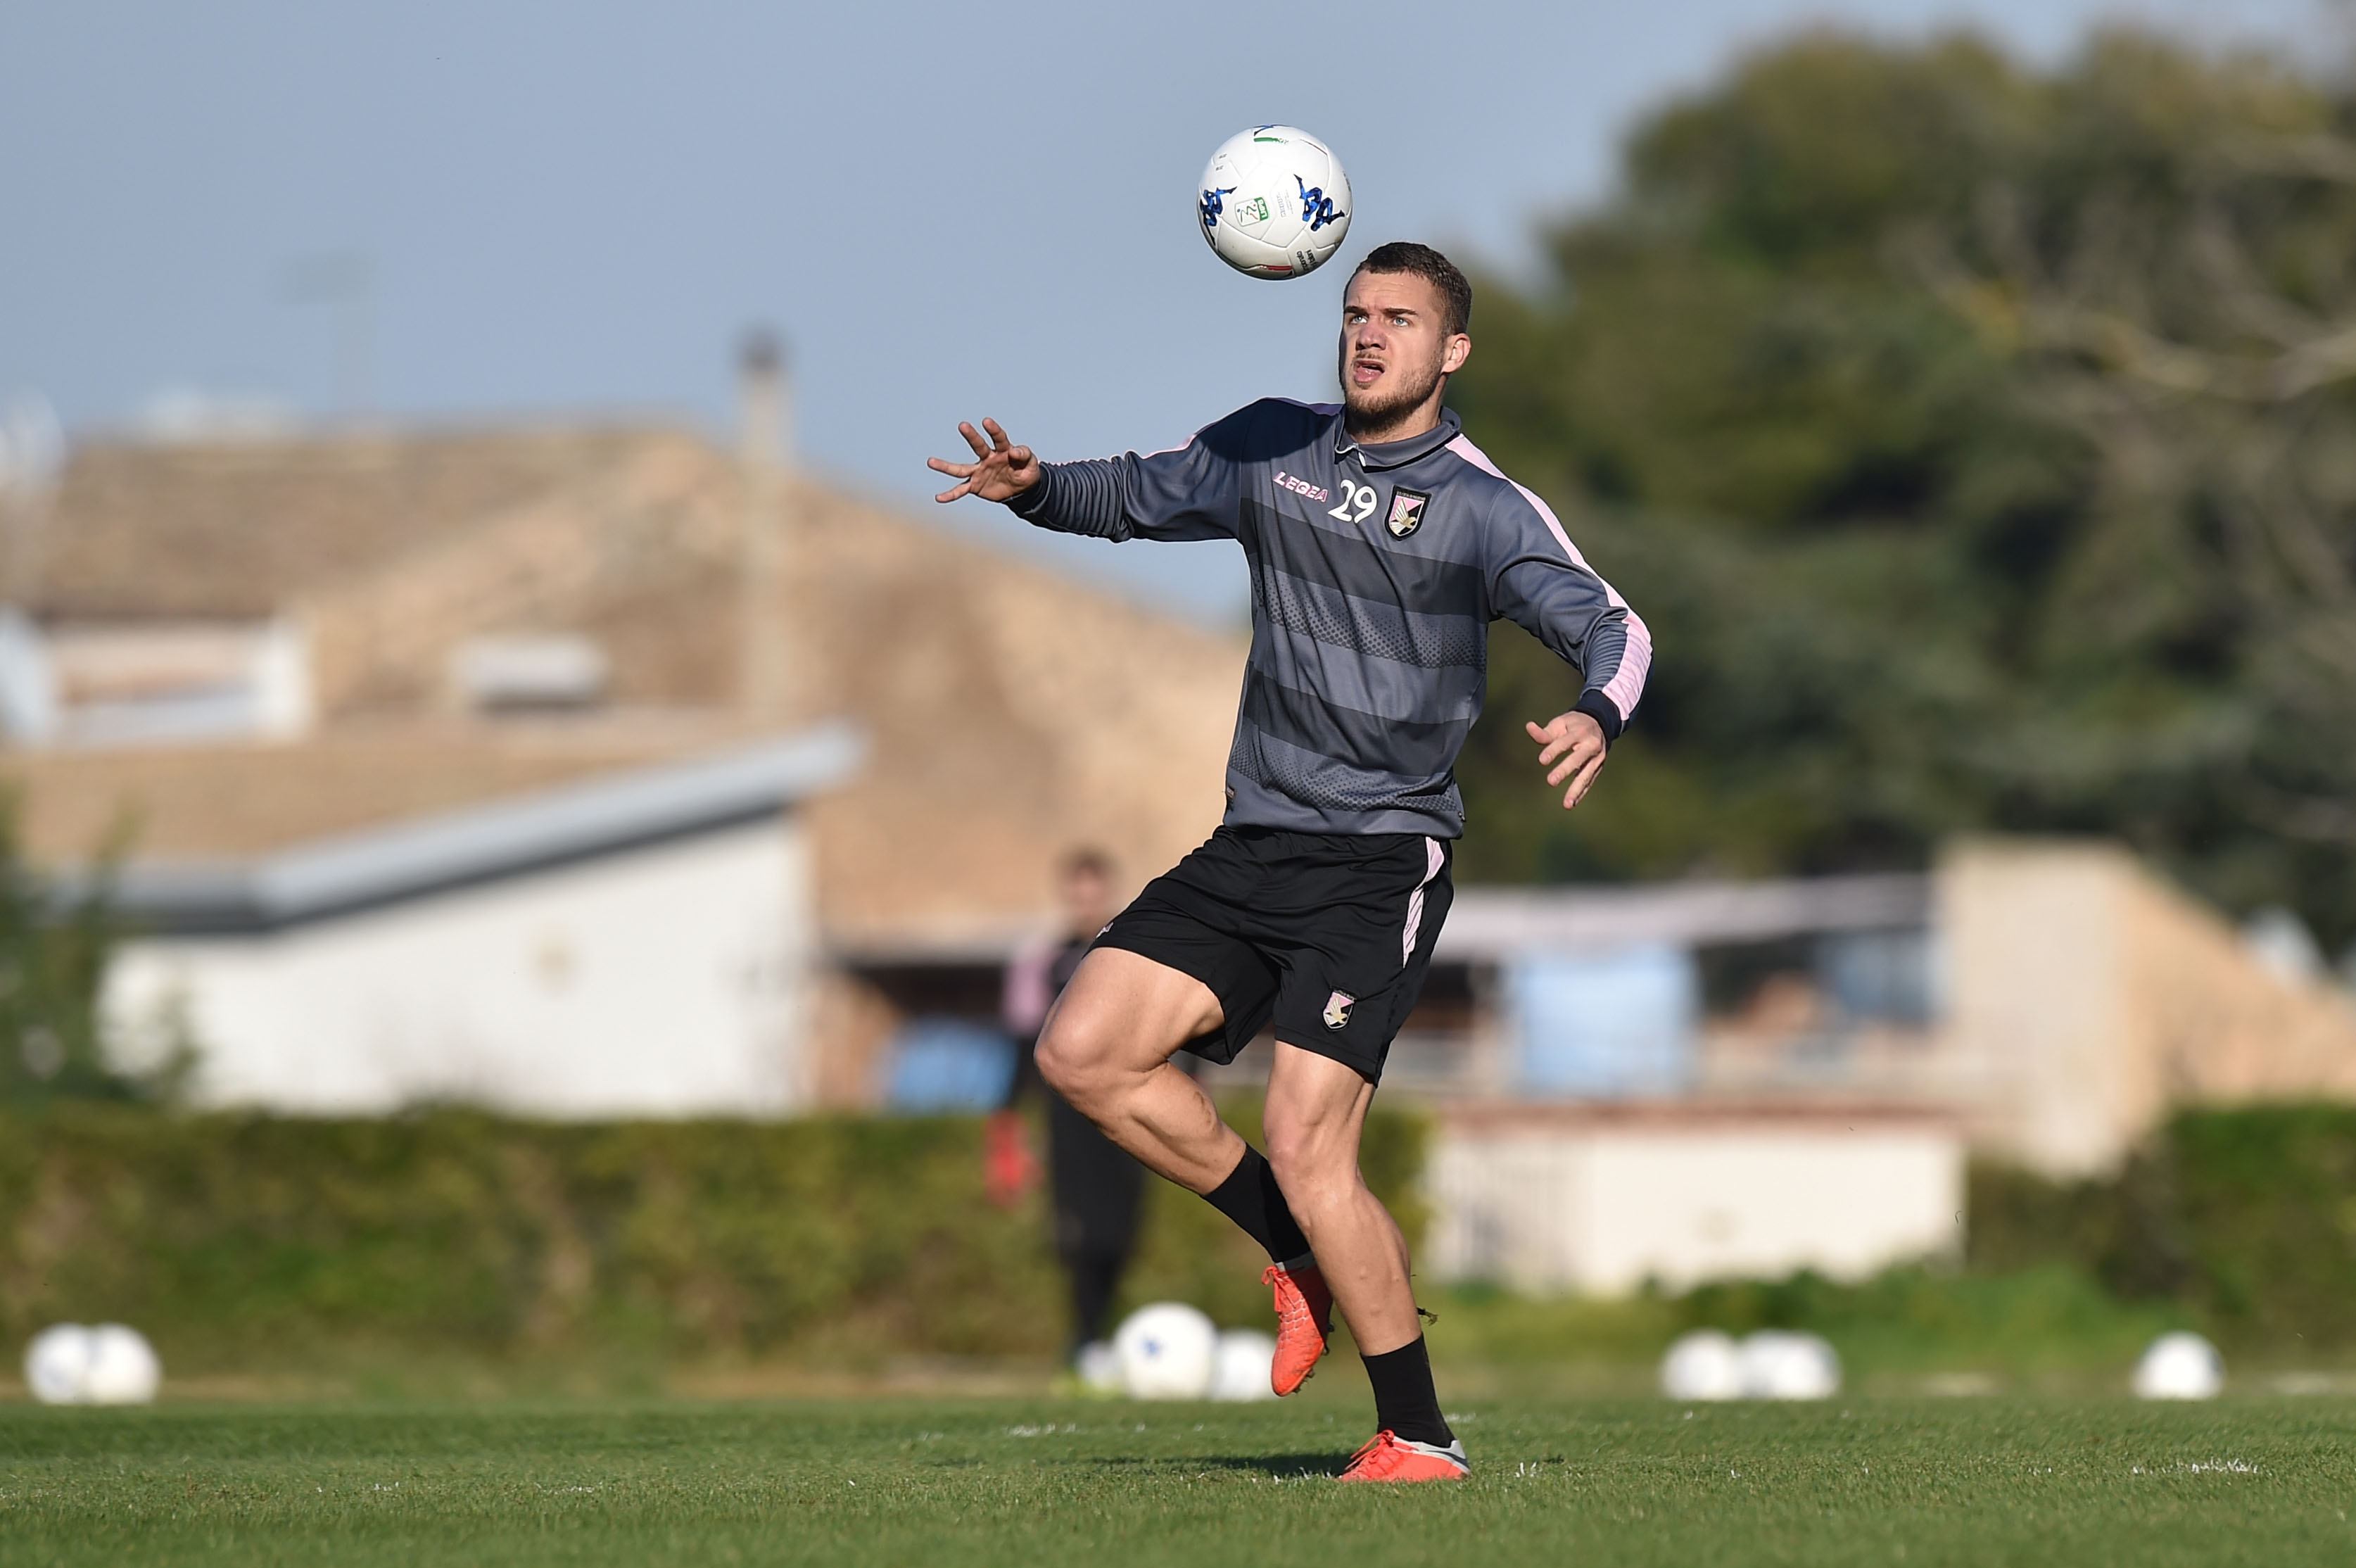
[{"left": 1485, "top": 488, "right": 1653, "bottom": 811}]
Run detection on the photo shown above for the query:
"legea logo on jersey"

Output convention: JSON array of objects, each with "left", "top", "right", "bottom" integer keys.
[
  {"left": 1387, "top": 488, "right": 1429, "bottom": 538},
  {"left": 1274, "top": 470, "right": 1330, "bottom": 503},
  {"left": 1323, "top": 990, "right": 1355, "bottom": 1030}
]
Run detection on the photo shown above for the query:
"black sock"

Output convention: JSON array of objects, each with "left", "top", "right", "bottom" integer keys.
[
  {"left": 1361, "top": 1336, "right": 1452, "bottom": 1448},
  {"left": 1200, "top": 1146, "right": 1312, "bottom": 1265},
  {"left": 1067, "top": 1252, "right": 1124, "bottom": 1351}
]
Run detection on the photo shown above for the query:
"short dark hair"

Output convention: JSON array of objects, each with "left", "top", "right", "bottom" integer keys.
[
  {"left": 1059, "top": 846, "right": 1116, "bottom": 882},
  {"left": 1351, "top": 242, "right": 1472, "bottom": 338}
]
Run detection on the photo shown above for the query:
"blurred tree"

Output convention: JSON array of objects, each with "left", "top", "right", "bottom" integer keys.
[
  {"left": 1452, "top": 29, "right": 2356, "bottom": 949},
  {"left": 0, "top": 792, "right": 170, "bottom": 1107}
]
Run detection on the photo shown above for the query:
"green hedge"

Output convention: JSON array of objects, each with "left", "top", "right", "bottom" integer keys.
[
  {"left": 1969, "top": 1104, "right": 2356, "bottom": 1351},
  {"left": 16, "top": 1099, "right": 2349, "bottom": 1380},
  {"left": 0, "top": 1103, "right": 1426, "bottom": 1376}
]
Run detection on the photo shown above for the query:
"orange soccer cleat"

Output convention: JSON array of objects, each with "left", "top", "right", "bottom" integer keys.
[
  {"left": 1263, "top": 1260, "right": 1333, "bottom": 1396},
  {"left": 1334, "top": 1429, "right": 1471, "bottom": 1484}
]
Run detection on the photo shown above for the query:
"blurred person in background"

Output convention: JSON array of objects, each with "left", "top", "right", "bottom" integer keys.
[{"left": 992, "top": 847, "right": 1148, "bottom": 1386}]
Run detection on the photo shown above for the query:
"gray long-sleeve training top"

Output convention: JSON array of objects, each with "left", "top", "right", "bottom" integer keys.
[{"left": 1008, "top": 398, "right": 1651, "bottom": 840}]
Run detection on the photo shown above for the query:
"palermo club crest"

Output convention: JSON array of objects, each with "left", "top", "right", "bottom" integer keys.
[
  {"left": 1323, "top": 990, "right": 1355, "bottom": 1030},
  {"left": 1386, "top": 488, "right": 1429, "bottom": 538}
]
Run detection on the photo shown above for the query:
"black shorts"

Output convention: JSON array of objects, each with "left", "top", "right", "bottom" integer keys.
[{"left": 1093, "top": 826, "right": 1454, "bottom": 1084}]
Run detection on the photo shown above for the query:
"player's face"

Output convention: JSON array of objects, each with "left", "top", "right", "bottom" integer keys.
[
  {"left": 1338, "top": 272, "right": 1471, "bottom": 431},
  {"left": 1060, "top": 868, "right": 1115, "bottom": 935}
]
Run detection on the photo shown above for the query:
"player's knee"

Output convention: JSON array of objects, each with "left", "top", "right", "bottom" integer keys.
[
  {"left": 1262, "top": 1106, "right": 1347, "bottom": 1201},
  {"left": 1034, "top": 1013, "right": 1110, "bottom": 1107}
]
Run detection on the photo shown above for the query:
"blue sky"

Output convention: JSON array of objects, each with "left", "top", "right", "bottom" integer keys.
[{"left": 0, "top": 0, "right": 2328, "bottom": 623}]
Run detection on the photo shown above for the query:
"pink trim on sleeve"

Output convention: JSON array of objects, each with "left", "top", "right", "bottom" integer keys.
[{"left": 1601, "top": 610, "right": 1653, "bottom": 721}]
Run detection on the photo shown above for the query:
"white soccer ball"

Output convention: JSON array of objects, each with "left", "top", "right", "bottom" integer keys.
[
  {"left": 81, "top": 1324, "right": 161, "bottom": 1405},
  {"left": 25, "top": 1324, "right": 94, "bottom": 1405},
  {"left": 2133, "top": 1331, "right": 2223, "bottom": 1401},
  {"left": 1660, "top": 1329, "right": 1744, "bottom": 1402},
  {"left": 1739, "top": 1330, "right": 1842, "bottom": 1401},
  {"left": 1197, "top": 125, "right": 1352, "bottom": 280},
  {"left": 1073, "top": 1339, "right": 1123, "bottom": 1396},
  {"left": 24, "top": 1322, "right": 161, "bottom": 1405},
  {"left": 1207, "top": 1328, "right": 1279, "bottom": 1402},
  {"left": 1114, "top": 1302, "right": 1218, "bottom": 1400}
]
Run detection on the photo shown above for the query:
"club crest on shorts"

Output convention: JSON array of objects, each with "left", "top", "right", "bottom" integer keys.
[
  {"left": 1386, "top": 488, "right": 1429, "bottom": 538},
  {"left": 1322, "top": 990, "right": 1355, "bottom": 1030}
]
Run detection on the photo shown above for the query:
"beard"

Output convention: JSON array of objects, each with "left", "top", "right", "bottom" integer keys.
[{"left": 1338, "top": 346, "right": 1447, "bottom": 432}]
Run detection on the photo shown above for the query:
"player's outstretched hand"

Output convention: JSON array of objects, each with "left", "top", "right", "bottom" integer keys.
[
  {"left": 1526, "top": 711, "right": 1607, "bottom": 810},
  {"left": 929, "top": 418, "right": 1041, "bottom": 504}
]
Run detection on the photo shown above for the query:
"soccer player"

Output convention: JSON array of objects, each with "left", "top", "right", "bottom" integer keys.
[{"left": 928, "top": 241, "right": 1649, "bottom": 1483}]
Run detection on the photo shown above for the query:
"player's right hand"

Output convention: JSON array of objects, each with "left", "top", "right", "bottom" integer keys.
[
  {"left": 1527, "top": 711, "right": 1608, "bottom": 810},
  {"left": 929, "top": 418, "right": 1042, "bottom": 503}
]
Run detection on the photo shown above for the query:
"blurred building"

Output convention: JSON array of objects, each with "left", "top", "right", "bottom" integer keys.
[
  {"left": 1427, "top": 843, "right": 2356, "bottom": 1172},
  {"left": 99, "top": 729, "right": 856, "bottom": 1115},
  {"left": 0, "top": 349, "right": 1243, "bottom": 1113},
  {"left": 1421, "top": 1101, "right": 1962, "bottom": 1294},
  {"left": 1426, "top": 843, "right": 2356, "bottom": 1291}
]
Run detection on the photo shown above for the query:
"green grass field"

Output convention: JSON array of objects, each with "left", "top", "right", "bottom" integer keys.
[{"left": 2, "top": 1395, "right": 2351, "bottom": 1567}]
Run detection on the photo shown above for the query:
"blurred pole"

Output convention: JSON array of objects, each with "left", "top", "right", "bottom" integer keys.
[
  {"left": 0, "top": 394, "right": 62, "bottom": 606},
  {"left": 280, "top": 253, "right": 374, "bottom": 422},
  {"left": 738, "top": 327, "right": 794, "bottom": 725}
]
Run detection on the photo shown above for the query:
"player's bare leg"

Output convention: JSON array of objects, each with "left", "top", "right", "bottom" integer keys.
[
  {"left": 1262, "top": 1044, "right": 1416, "bottom": 1351},
  {"left": 1266, "top": 1042, "right": 1465, "bottom": 1480},
  {"left": 1034, "top": 947, "right": 1241, "bottom": 1191},
  {"left": 1036, "top": 947, "right": 1332, "bottom": 1392}
]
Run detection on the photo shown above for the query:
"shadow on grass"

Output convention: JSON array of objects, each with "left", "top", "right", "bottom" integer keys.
[
  {"left": 1032, "top": 1450, "right": 1351, "bottom": 1479},
  {"left": 1196, "top": 1452, "right": 1348, "bottom": 1479}
]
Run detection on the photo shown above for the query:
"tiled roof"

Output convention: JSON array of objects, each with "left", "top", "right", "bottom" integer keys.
[
  {"left": 104, "top": 723, "right": 862, "bottom": 932},
  {"left": 6, "top": 713, "right": 761, "bottom": 862},
  {"left": 22, "top": 426, "right": 693, "bottom": 617}
]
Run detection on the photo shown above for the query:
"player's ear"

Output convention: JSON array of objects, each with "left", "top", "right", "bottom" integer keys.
[{"left": 1442, "top": 334, "right": 1471, "bottom": 374}]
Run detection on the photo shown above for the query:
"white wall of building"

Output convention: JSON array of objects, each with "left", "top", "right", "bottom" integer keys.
[
  {"left": 103, "top": 817, "right": 816, "bottom": 1118},
  {"left": 1424, "top": 1110, "right": 1963, "bottom": 1295}
]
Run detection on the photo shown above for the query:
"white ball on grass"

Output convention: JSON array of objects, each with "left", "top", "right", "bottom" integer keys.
[
  {"left": 2132, "top": 1332, "right": 2223, "bottom": 1401},
  {"left": 1207, "top": 1329, "right": 1279, "bottom": 1402},
  {"left": 80, "top": 1324, "right": 161, "bottom": 1405},
  {"left": 1739, "top": 1331, "right": 1842, "bottom": 1401},
  {"left": 1660, "top": 1329, "right": 1744, "bottom": 1401},
  {"left": 1073, "top": 1339, "right": 1123, "bottom": 1395},
  {"left": 1114, "top": 1303, "right": 1218, "bottom": 1401},
  {"left": 25, "top": 1324, "right": 94, "bottom": 1406}
]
